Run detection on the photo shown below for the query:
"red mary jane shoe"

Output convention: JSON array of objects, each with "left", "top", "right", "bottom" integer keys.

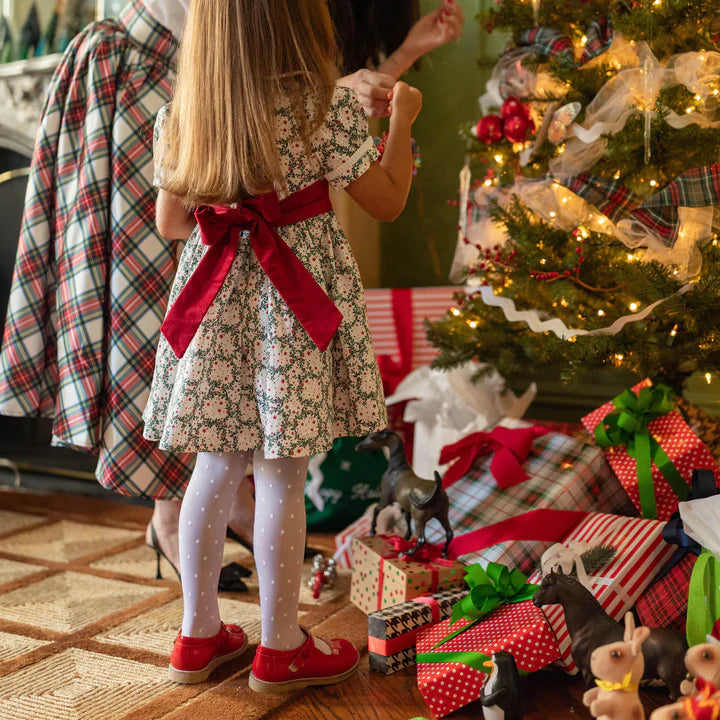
[
  {"left": 168, "top": 622, "right": 248, "bottom": 684},
  {"left": 248, "top": 627, "right": 359, "bottom": 694}
]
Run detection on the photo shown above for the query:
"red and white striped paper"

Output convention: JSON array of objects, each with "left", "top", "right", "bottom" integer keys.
[
  {"left": 529, "top": 512, "right": 674, "bottom": 673},
  {"left": 364, "top": 287, "right": 457, "bottom": 370},
  {"left": 334, "top": 513, "right": 372, "bottom": 569}
]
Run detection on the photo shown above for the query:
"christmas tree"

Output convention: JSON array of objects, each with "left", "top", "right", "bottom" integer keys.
[{"left": 427, "top": 0, "right": 720, "bottom": 393}]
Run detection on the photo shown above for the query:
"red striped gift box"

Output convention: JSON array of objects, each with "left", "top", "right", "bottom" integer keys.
[
  {"left": 529, "top": 513, "right": 675, "bottom": 674},
  {"left": 364, "top": 287, "right": 457, "bottom": 383}
]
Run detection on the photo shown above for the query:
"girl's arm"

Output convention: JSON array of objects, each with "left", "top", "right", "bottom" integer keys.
[
  {"left": 345, "top": 82, "right": 422, "bottom": 222},
  {"left": 156, "top": 189, "right": 196, "bottom": 240}
]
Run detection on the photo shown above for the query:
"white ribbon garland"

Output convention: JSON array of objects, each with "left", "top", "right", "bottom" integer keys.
[{"left": 468, "top": 282, "right": 694, "bottom": 340}]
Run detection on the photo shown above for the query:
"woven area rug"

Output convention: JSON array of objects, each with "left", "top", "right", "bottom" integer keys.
[{"left": 0, "top": 493, "right": 365, "bottom": 720}]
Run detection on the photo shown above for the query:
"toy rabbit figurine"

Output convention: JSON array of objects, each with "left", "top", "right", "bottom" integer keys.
[
  {"left": 680, "top": 637, "right": 720, "bottom": 696},
  {"left": 583, "top": 613, "right": 651, "bottom": 720},
  {"left": 649, "top": 683, "right": 720, "bottom": 720}
]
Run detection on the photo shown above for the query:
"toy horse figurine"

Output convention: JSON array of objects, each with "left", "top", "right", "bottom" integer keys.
[
  {"left": 533, "top": 568, "right": 687, "bottom": 699},
  {"left": 355, "top": 430, "right": 453, "bottom": 558}
]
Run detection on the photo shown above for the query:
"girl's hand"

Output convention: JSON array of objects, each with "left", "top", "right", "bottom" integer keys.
[
  {"left": 389, "top": 81, "right": 423, "bottom": 125},
  {"left": 337, "top": 68, "right": 395, "bottom": 117},
  {"left": 401, "top": 0, "right": 465, "bottom": 62}
]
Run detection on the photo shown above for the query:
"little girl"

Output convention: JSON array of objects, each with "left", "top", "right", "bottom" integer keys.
[{"left": 143, "top": 0, "right": 422, "bottom": 694}]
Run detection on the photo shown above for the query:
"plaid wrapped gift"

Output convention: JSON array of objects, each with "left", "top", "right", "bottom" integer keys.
[
  {"left": 368, "top": 588, "right": 468, "bottom": 674},
  {"left": 416, "top": 601, "right": 561, "bottom": 718},
  {"left": 635, "top": 553, "right": 696, "bottom": 633},
  {"left": 423, "top": 419, "right": 633, "bottom": 574},
  {"left": 528, "top": 513, "right": 675, "bottom": 673},
  {"left": 677, "top": 397, "right": 720, "bottom": 468},
  {"left": 350, "top": 536, "right": 465, "bottom": 614},
  {"left": 582, "top": 379, "right": 720, "bottom": 520}
]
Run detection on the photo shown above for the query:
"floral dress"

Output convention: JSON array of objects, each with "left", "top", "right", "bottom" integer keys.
[{"left": 142, "top": 86, "right": 388, "bottom": 458}]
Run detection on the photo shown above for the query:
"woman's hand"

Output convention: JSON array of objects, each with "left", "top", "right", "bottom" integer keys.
[
  {"left": 337, "top": 68, "right": 396, "bottom": 117},
  {"left": 379, "top": 0, "right": 465, "bottom": 79}
]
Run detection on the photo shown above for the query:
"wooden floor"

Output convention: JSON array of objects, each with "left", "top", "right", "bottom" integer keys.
[{"left": 0, "top": 485, "right": 673, "bottom": 719}]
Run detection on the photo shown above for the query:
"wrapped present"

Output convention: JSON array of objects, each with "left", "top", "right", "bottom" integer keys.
[
  {"left": 635, "top": 469, "right": 717, "bottom": 632},
  {"left": 422, "top": 419, "right": 633, "bottom": 573},
  {"left": 582, "top": 379, "right": 719, "bottom": 520},
  {"left": 368, "top": 587, "right": 469, "bottom": 674},
  {"left": 680, "top": 494, "right": 720, "bottom": 644},
  {"left": 528, "top": 512, "right": 675, "bottom": 673},
  {"left": 350, "top": 535, "right": 465, "bottom": 614},
  {"left": 416, "top": 600, "right": 560, "bottom": 718},
  {"left": 677, "top": 396, "right": 720, "bottom": 467},
  {"left": 334, "top": 504, "right": 407, "bottom": 569},
  {"left": 385, "top": 363, "right": 536, "bottom": 481},
  {"left": 635, "top": 553, "right": 696, "bottom": 633}
]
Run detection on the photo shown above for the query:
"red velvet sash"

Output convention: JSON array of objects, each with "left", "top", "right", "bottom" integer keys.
[{"left": 161, "top": 180, "right": 342, "bottom": 358}]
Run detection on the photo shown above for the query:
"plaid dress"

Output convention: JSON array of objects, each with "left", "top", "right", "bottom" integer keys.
[{"left": 0, "top": 0, "right": 193, "bottom": 499}]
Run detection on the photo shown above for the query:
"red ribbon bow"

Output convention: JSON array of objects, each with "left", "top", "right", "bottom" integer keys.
[
  {"left": 439, "top": 425, "right": 549, "bottom": 489},
  {"left": 161, "top": 180, "right": 342, "bottom": 358}
]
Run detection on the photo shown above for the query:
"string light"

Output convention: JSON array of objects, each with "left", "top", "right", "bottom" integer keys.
[
  {"left": 597, "top": 309, "right": 606, "bottom": 317},
  {"left": 484, "top": 178, "right": 493, "bottom": 187},
  {"left": 649, "top": 180, "right": 657, "bottom": 187},
  {"left": 670, "top": 324, "right": 678, "bottom": 337},
  {"left": 560, "top": 298, "right": 569, "bottom": 308},
  {"left": 706, "top": 372, "right": 713, "bottom": 384},
  {"left": 549, "top": 211, "right": 557, "bottom": 218},
  {"left": 613, "top": 170, "right": 621, "bottom": 180},
  {"left": 467, "top": 320, "right": 478, "bottom": 329},
  {"left": 581, "top": 35, "right": 588, "bottom": 44},
  {"left": 540, "top": 258, "right": 547, "bottom": 265},
  {"left": 494, "top": 154, "right": 504, "bottom": 164},
  {"left": 685, "top": 107, "right": 694, "bottom": 114},
  {"left": 629, "top": 302, "right": 639, "bottom": 312},
  {"left": 450, "top": 307, "right": 461, "bottom": 316}
]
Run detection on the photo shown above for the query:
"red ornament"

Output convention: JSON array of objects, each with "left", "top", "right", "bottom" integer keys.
[
  {"left": 504, "top": 113, "right": 534, "bottom": 143},
  {"left": 500, "top": 96, "right": 529, "bottom": 121},
  {"left": 476, "top": 114, "right": 503, "bottom": 144}
]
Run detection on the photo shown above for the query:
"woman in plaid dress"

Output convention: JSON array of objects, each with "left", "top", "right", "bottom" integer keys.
[{"left": 0, "top": 0, "right": 194, "bottom": 564}]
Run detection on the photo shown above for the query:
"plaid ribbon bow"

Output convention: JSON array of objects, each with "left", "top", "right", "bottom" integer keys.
[{"left": 517, "top": 18, "right": 613, "bottom": 67}]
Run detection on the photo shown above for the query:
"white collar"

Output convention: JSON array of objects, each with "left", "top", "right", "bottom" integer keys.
[{"left": 140, "top": 0, "right": 190, "bottom": 41}]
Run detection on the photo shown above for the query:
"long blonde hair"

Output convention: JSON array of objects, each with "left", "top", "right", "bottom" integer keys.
[{"left": 162, "top": 0, "right": 339, "bottom": 206}]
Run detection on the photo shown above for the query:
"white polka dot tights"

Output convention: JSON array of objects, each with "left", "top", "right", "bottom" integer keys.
[{"left": 178, "top": 450, "right": 308, "bottom": 652}]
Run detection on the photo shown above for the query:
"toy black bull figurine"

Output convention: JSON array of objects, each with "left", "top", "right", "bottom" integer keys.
[{"left": 356, "top": 430, "right": 454, "bottom": 558}]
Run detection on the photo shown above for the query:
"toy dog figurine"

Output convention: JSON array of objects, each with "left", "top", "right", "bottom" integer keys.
[
  {"left": 355, "top": 430, "right": 453, "bottom": 558},
  {"left": 481, "top": 651, "right": 524, "bottom": 720},
  {"left": 533, "top": 568, "right": 687, "bottom": 698},
  {"left": 583, "top": 613, "right": 650, "bottom": 720}
]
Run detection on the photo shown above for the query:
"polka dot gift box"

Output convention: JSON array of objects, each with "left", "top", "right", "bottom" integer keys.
[
  {"left": 415, "top": 601, "right": 560, "bottom": 718},
  {"left": 582, "top": 379, "right": 720, "bottom": 520},
  {"left": 349, "top": 536, "right": 465, "bottom": 615},
  {"left": 527, "top": 512, "right": 676, "bottom": 674}
]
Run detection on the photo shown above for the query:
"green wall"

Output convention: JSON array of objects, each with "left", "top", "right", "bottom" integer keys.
[{"left": 381, "top": 0, "right": 505, "bottom": 287}]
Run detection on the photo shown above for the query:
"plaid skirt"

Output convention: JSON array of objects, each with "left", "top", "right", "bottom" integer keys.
[{"left": 0, "top": 0, "right": 193, "bottom": 499}]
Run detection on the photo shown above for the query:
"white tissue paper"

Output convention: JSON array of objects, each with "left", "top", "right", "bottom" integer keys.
[
  {"left": 679, "top": 494, "right": 720, "bottom": 558},
  {"left": 385, "top": 361, "right": 536, "bottom": 480}
]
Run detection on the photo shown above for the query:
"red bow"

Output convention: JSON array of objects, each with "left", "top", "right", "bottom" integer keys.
[
  {"left": 381, "top": 534, "right": 447, "bottom": 563},
  {"left": 683, "top": 682, "right": 720, "bottom": 720},
  {"left": 439, "top": 425, "right": 549, "bottom": 489},
  {"left": 161, "top": 180, "right": 342, "bottom": 358}
]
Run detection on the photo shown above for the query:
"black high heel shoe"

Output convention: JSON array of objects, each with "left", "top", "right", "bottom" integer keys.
[
  {"left": 226, "top": 526, "right": 320, "bottom": 560},
  {"left": 147, "top": 522, "right": 250, "bottom": 591}
]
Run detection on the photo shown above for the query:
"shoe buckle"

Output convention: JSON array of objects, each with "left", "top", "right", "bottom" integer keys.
[{"left": 288, "top": 645, "right": 311, "bottom": 673}]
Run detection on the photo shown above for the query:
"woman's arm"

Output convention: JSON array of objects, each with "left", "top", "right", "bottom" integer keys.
[
  {"left": 378, "top": 0, "right": 464, "bottom": 79},
  {"left": 344, "top": 82, "right": 422, "bottom": 222},
  {"left": 156, "top": 189, "right": 196, "bottom": 240}
]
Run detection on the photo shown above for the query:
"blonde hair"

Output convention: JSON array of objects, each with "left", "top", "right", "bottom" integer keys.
[{"left": 162, "top": 0, "right": 339, "bottom": 206}]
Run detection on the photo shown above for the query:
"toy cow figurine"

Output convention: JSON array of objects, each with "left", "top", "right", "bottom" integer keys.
[
  {"left": 583, "top": 613, "right": 650, "bottom": 720},
  {"left": 356, "top": 430, "right": 453, "bottom": 558}
]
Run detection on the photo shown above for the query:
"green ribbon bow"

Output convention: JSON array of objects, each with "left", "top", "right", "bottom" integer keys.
[
  {"left": 594, "top": 384, "right": 688, "bottom": 519},
  {"left": 432, "top": 563, "right": 539, "bottom": 649},
  {"left": 687, "top": 549, "right": 720, "bottom": 646}
]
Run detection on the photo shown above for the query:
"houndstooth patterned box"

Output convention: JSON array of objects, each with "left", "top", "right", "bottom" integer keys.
[
  {"left": 368, "top": 587, "right": 468, "bottom": 674},
  {"left": 424, "top": 419, "right": 634, "bottom": 573}
]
